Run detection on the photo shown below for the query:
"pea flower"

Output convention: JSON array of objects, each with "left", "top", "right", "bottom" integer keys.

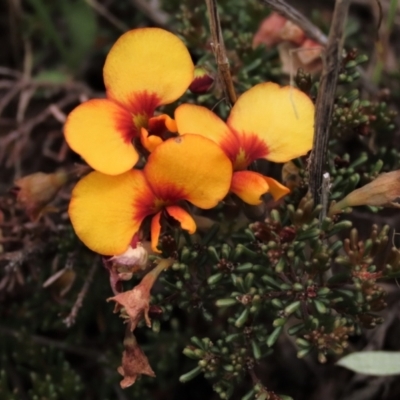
[
  {"left": 69, "top": 135, "right": 232, "bottom": 255},
  {"left": 64, "top": 28, "right": 194, "bottom": 176},
  {"left": 174, "top": 82, "right": 315, "bottom": 205}
]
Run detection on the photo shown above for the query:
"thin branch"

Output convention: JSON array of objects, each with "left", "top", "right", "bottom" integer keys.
[
  {"left": 0, "top": 67, "right": 23, "bottom": 78},
  {"left": 0, "top": 91, "right": 87, "bottom": 167},
  {"left": 260, "top": 0, "right": 328, "bottom": 45},
  {"left": 0, "top": 325, "right": 105, "bottom": 360},
  {"left": 0, "top": 79, "right": 92, "bottom": 118},
  {"left": 319, "top": 172, "right": 331, "bottom": 223},
  {"left": 85, "top": 0, "right": 129, "bottom": 32},
  {"left": 205, "top": 0, "right": 237, "bottom": 106},
  {"left": 63, "top": 258, "right": 99, "bottom": 327},
  {"left": 130, "top": 0, "right": 169, "bottom": 28},
  {"left": 309, "top": 0, "right": 350, "bottom": 205}
]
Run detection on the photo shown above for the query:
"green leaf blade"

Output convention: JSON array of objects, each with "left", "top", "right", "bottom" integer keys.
[{"left": 337, "top": 351, "right": 400, "bottom": 376}]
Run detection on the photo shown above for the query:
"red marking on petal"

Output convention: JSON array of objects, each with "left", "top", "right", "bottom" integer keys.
[
  {"left": 114, "top": 105, "right": 137, "bottom": 143},
  {"left": 148, "top": 116, "right": 170, "bottom": 138},
  {"left": 222, "top": 128, "right": 270, "bottom": 170},
  {"left": 218, "top": 129, "right": 241, "bottom": 164},
  {"left": 106, "top": 90, "right": 162, "bottom": 136},
  {"left": 128, "top": 91, "right": 161, "bottom": 116},
  {"left": 132, "top": 199, "right": 157, "bottom": 225},
  {"left": 128, "top": 177, "right": 159, "bottom": 224},
  {"left": 153, "top": 184, "right": 188, "bottom": 205}
]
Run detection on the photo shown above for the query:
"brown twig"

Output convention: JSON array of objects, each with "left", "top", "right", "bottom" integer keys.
[
  {"left": 0, "top": 67, "right": 23, "bottom": 79},
  {"left": 130, "top": 0, "right": 169, "bottom": 28},
  {"left": 0, "top": 79, "right": 92, "bottom": 118},
  {"left": 260, "top": 0, "right": 328, "bottom": 45},
  {"left": 63, "top": 258, "right": 99, "bottom": 327},
  {"left": 308, "top": 0, "right": 350, "bottom": 205},
  {"left": 85, "top": 0, "right": 129, "bottom": 32},
  {"left": 0, "top": 91, "right": 87, "bottom": 169},
  {"left": 0, "top": 325, "right": 105, "bottom": 360},
  {"left": 205, "top": 0, "right": 237, "bottom": 106},
  {"left": 320, "top": 172, "right": 331, "bottom": 222}
]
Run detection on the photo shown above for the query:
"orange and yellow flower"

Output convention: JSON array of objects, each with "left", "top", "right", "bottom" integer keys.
[
  {"left": 175, "top": 82, "right": 315, "bottom": 205},
  {"left": 68, "top": 135, "right": 232, "bottom": 255},
  {"left": 64, "top": 28, "right": 194, "bottom": 176}
]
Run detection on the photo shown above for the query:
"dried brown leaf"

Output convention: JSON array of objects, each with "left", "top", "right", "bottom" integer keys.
[{"left": 118, "top": 330, "right": 155, "bottom": 389}]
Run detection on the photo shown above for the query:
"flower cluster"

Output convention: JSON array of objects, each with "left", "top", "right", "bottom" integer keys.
[{"left": 64, "top": 27, "right": 315, "bottom": 257}]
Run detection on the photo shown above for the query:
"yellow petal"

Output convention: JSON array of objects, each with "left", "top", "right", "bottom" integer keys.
[
  {"left": 64, "top": 99, "right": 139, "bottom": 175},
  {"left": 263, "top": 176, "right": 290, "bottom": 200},
  {"left": 150, "top": 211, "right": 162, "bottom": 253},
  {"left": 104, "top": 28, "right": 194, "bottom": 111},
  {"left": 175, "top": 104, "right": 241, "bottom": 164},
  {"left": 175, "top": 104, "right": 231, "bottom": 146},
  {"left": 69, "top": 170, "right": 155, "bottom": 255},
  {"left": 166, "top": 205, "right": 196, "bottom": 234},
  {"left": 144, "top": 134, "right": 232, "bottom": 209},
  {"left": 230, "top": 171, "right": 269, "bottom": 205},
  {"left": 227, "top": 82, "right": 315, "bottom": 163}
]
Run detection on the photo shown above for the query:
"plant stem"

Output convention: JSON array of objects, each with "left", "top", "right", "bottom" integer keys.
[
  {"left": 308, "top": 0, "right": 350, "bottom": 205},
  {"left": 64, "top": 257, "right": 99, "bottom": 327},
  {"left": 205, "top": 0, "right": 237, "bottom": 106}
]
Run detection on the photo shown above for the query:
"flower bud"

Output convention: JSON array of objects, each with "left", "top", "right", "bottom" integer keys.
[
  {"left": 329, "top": 170, "right": 400, "bottom": 215},
  {"left": 189, "top": 66, "right": 214, "bottom": 94},
  {"left": 12, "top": 170, "right": 69, "bottom": 221}
]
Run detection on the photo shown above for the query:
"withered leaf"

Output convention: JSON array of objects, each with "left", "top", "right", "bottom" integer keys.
[{"left": 118, "top": 330, "right": 155, "bottom": 389}]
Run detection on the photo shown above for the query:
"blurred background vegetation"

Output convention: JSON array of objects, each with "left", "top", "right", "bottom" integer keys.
[{"left": 1, "top": 0, "right": 400, "bottom": 399}]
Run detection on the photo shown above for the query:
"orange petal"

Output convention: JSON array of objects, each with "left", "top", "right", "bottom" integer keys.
[
  {"left": 149, "top": 114, "right": 177, "bottom": 133},
  {"left": 263, "top": 176, "right": 290, "bottom": 200},
  {"left": 150, "top": 211, "right": 162, "bottom": 253},
  {"left": 230, "top": 171, "right": 269, "bottom": 205},
  {"left": 140, "top": 114, "right": 178, "bottom": 153},
  {"left": 64, "top": 99, "right": 138, "bottom": 175},
  {"left": 104, "top": 28, "right": 194, "bottom": 111},
  {"left": 174, "top": 104, "right": 239, "bottom": 162},
  {"left": 69, "top": 170, "right": 155, "bottom": 255},
  {"left": 227, "top": 82, "right": 315, "bottom": 163},
  {"left": 140, "top": 128, "right": 164, "bottom": 153},
  {"left": 166, "top": 205, "right": 196, "bottom": 234},
  {"left": 144, "top": 134, "right": 232, "bottom": 209}
]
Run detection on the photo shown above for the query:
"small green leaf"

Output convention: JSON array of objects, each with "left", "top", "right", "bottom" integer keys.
[
  {"left": 337, "top": 351, "right": 400, "bottom": 375},
  {"left": 33, "top": 70, "right": 70, "bottom": 84},
  {"left": 179, "top": 366, "right": 203, "bottom": 383},
  {"left": 60, "top": 0, "right": 97, "bottom": 71}
]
